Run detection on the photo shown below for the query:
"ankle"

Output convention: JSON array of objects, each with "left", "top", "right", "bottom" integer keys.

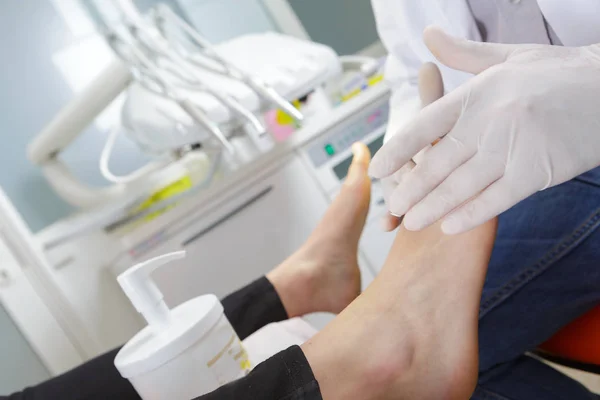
[
  {"left": 303, "top": 293, "right": 419, "bottom": 400},
  {"left": 267, "top": 256, "right": 319, "bottom": 317},
  {"left": 360, "top": 345, "right": 417, "bottom": 399}
]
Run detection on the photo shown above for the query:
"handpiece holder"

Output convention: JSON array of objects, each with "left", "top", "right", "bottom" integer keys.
[{"left": 117, "top": 250, "right": 186, "bottom": 330}]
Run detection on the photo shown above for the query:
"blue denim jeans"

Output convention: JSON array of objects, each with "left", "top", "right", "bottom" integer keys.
[{"left": 472, "top": 167, "right": 600, "bottom": 399}]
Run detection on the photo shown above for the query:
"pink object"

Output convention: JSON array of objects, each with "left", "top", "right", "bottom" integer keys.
[{"left": 264, "top": 110, "right": 297, "bottom": 142}]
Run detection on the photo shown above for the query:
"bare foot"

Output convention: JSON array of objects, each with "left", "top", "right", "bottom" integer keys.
[
  {"left": 303, "top": 218, "right": 498, "bottom": 400},
  {"left": 267, "top": 143, "right": 371, "bottom": 317}
]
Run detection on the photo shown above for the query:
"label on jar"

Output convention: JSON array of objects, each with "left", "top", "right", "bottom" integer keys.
[{"left": 207, "top": 334, "right": 252, "bottom": 384}]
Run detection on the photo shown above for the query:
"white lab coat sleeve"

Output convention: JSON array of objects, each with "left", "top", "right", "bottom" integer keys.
[{"left": 372, "top": 0, "right": 424, "bottom": 143}]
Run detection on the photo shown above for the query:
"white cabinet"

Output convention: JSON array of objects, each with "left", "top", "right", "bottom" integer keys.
[
  {"left": 111, "top": 155, "right": 374, "bottom": 328},
  {"left": 0, "top": 246, "right": 50, "bottom": 394},
  {"left": 151, "top": 156, "right": 330, "bottom": 306},
  {"left": 0, "top": 230, "right": 82, "bottom": 380}
]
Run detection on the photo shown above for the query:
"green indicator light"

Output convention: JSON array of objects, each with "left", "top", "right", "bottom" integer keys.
[{"left": 325, "top": 144, "right": 335, "bottom": 156}]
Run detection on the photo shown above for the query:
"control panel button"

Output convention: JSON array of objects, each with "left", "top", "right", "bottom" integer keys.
[{"left": 324, "top": 143, "right": 336, "bottom": 156}]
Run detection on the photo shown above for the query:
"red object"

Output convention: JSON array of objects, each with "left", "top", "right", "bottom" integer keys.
[{"left": 539, "top": 304, "right": 600, "bottom": 366}]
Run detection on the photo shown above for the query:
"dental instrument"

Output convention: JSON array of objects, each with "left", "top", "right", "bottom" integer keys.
[
  {"left": 29, "top": 0, "right": 343, "bottom": 245},
  {"left": 152, "top": 4, "right": 304, "bottom": 124}
]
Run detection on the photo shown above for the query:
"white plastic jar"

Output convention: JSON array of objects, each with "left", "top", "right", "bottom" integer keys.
[{"left": 114, "top": 252, "right": 251, "bottom": 400}]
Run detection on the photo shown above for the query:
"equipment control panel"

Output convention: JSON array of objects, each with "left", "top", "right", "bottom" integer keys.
[
  {"left": 302, "top": 96, "right": 389, "bottom": 197},
  {"left": 305, "top": 100, "right": 389, "bottom": 170}
]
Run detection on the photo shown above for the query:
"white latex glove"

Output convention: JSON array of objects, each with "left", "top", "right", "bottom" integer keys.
[
  {"left": 370, "top": 26, "right": 600, "bottom": 235},
  {"left": 380, "top": 62, "right": 445, "bottom": 231}
]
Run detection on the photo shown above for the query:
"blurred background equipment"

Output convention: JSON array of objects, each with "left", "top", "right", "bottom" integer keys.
[{"left": 28, "top": 0, "right": 346, "bottom": 238}]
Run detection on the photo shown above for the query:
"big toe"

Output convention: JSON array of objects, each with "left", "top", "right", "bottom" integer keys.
[
  {"left": 339, "top": 143, "right": 372, "bottom": 214},
  {"left": 344, "top": 143, "right": 371, "bottom": 188},
  {"left": 321, "top": 143, "right": 372, "bottom": 235}
]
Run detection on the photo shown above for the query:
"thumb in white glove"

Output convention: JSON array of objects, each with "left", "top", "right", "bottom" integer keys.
[{"left": 370, "top": 26, "right": 600, "bottom": 234}]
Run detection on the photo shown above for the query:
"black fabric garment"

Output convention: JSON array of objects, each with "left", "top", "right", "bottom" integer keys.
[
  {"left": 197, "top": 346, "right": 322, "bottom": 400},
  {"left": 221, "top": 276, "right": 288, "bottom": 341},
  {"left": 2, "top": 277, "right": 320, "bottom": 400}
]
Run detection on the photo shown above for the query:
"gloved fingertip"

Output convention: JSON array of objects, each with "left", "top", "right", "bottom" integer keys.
[
  {"left": 402, "top": 213, "right": 424, "bottom": 232},
  {"left": 367, "top": 158, "right": 384, "bottom": 178},
  {"left": 423, "top": 25, "right": 446, "bottom": 39},
  {"left": 380, "top": 214, "right": 400, "bottom": 232},
  {"left": 441, "top": 216, "right": 464, "bottom": 235},
  {"left": 370, "top": 159, "right": 399, "bottom": 180},
  {"left": 389, "top": 194, "right": 412, "bottom": 220},
  {"left": 423, "top": 26, "right": 453, "bottom": 58},
  {"left": 424, "top": 25, "right": 466, "bottom": 49}
]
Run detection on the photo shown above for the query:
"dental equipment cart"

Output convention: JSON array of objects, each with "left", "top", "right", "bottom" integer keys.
[
  {"left": 107, "top": 84, "right": 393, "bottom": 329},
  {"left": 37, "top": 84, "right": 394, "bottom": 355}
]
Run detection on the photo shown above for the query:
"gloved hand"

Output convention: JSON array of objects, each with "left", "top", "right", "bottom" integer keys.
[
  {"left": 370, "top": 26, "right": 600, "bottom": 234},
  {"left": 380, "top": 62, "right": 445, "bottom": 231}
]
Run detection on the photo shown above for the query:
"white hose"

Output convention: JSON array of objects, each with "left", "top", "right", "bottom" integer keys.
[
  {"left": 42, "top": 158, "right": 130, "bottom": 209},
  {"left": 99, "top": 125, "right": 165, "bottom": 184}
]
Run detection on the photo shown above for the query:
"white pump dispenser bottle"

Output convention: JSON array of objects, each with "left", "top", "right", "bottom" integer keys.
[{"left": 114, "top": 251, "right": 251, "bottom": 400}]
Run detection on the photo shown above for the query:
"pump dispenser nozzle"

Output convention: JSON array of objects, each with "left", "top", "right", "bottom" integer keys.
[{"left": 118, "top": 250, "right": 186, "bottom": 330}]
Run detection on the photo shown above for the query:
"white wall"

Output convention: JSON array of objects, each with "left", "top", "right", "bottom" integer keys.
[
  {"left": 176, "top": 0, "right": 278, "bottom": 43},
  {"left": 0, "top": 0, "right": 152, "bottom": 233},
  {"left": 284, "top": 0, "right": 380, "bottom": 55}
]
